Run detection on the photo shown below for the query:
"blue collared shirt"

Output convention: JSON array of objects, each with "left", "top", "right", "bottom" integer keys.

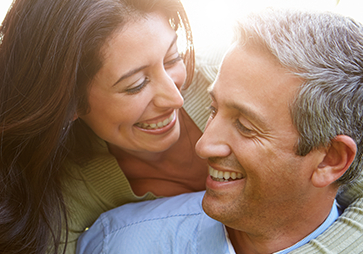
[
  {"left": 76, "top": 191, "right": 339, "bottom": 254},
  {"left": 76, "top": 191, "right": 231, "bottom": 254}
]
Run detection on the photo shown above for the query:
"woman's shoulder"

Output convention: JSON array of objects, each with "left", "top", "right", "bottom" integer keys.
[
  {"left": 61, "top": 137, "right": 157, "bottom": 252},
  {"left": 182, "top": 45, "right": 229, "bottom": 131}
]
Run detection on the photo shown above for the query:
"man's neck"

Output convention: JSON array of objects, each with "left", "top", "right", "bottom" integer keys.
[
  {"left": 226, "top": 199, "right": 339, "bottom": 254},
  {"left": 226, "top": 227, "right": 289, "bottom": 254}
]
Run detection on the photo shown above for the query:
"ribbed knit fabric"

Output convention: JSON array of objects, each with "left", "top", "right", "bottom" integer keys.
[
  {"left": 182, "top": 45, "right": 227, "bottom": 132},
  {"left": 59, "top": 45, "right": 363, "bottom": 254},
  {"left": 290, "top": 177, "right": 363, "bottom": 254},
  {"left": 60, "top": 136, "right": 158, "bottom": 253}
]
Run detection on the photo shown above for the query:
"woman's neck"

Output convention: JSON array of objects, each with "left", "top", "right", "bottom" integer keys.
[{"left": 108, "top": 108, "right": 208, "bottom": 197}]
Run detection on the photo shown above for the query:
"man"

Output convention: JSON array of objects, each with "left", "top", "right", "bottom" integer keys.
[
  {"left": 194, "top": 8, "right": 363, "bottom": 253},
  {"left": 76, "top": 9, "right": 363, "bottom": 254}
]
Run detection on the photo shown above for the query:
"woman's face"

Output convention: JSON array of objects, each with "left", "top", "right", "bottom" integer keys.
[{"left": 79, "top": 12, "right": 187, "bottom": 154}]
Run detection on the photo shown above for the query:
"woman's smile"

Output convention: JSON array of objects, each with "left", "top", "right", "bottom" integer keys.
[{"left": 134, "top": 110, "right": 177, "bottom": 135}]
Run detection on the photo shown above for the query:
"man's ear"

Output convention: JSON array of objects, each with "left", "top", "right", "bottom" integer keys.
[{"left": 312, "top": 135, "right": 357, "bottom": 188}]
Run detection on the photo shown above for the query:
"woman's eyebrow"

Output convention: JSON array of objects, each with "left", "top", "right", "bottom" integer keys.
[
  {"left": 168, "top": 34, "right": 178, "bottom": 52},
  {"left": 112, "top": 35, "right": 178, "bottom": 87},
  {"left": 112, "top": 65, "right": 148, "bottom": 87}
]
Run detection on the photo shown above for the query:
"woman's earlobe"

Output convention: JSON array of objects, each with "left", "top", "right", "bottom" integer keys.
[{"left": 312, "top": 135, "right": 357, "bottom": 188}]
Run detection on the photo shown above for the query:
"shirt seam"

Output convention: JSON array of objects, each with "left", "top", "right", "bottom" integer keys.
[{"left": 103, "top": 212, "right": 203, "bottom": 236}]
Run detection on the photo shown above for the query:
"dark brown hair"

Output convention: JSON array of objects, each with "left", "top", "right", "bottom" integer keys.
[{"left": 0, "top": 0, "right": 194, "bottom": 253}]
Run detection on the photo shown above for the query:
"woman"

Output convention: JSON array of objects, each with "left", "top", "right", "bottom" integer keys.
[{"left": 0, "top": 0, "right": 208, "bottom": 253}]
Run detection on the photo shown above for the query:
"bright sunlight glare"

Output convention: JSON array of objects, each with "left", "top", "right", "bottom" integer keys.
[
  {"left": 1, "top": 0, "right": 363, "bottom": 49},
  {"left": 181, "top": 0, "right": 363, "bottom": 49}
]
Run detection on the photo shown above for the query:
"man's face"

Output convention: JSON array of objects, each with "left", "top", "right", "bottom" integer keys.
[{"left": 195, "top": 43, "right": 325, "bottom": 234}]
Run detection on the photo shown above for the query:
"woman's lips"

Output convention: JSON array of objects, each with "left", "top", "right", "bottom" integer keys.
[
  {"left": 135, "top": 111, "right": 175, "bottom": 130},
  {"left": 134, "top": 110, "right": 177, "bottom": 135}
]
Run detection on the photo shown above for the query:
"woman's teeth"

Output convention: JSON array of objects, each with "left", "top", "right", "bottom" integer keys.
[
  {"left": 136, "top": 112, "right": 174, "bottom": 130},
  {"left": 209, "top": 167, "right": 243, "bottom": 182}
]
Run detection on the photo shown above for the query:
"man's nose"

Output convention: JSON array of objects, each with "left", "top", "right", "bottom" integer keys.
[{"left": 195, "top": 115, "right": 232, "bottom": 159}]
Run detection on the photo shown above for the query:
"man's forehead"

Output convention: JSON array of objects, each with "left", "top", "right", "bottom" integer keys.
[
  {"left": 215, "top": 42, "right": 302, "bottom": 96},
  {"left": 209, "top": 42, "right": 303, "bottom": 128}
]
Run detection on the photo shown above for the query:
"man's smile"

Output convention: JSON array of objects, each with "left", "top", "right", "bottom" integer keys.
[{"left": 209, "top": 166, "right": 244, "bottom": 182}]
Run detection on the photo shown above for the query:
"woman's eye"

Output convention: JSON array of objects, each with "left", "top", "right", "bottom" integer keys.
[
  {"left": 125, "top": 77, "right": 150, "bottom": 95},
  {"left": 164, "top": 55, "right": 183, "bottom": 67},
  {"left": 235, "top": 120, "right": 254, "bottom": 136}
]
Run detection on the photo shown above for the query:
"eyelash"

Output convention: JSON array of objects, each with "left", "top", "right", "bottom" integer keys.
[
  {"left": 208, "top": 105, "right": 217, "bottom": 119},
  {"left": 164, "top": 55, "right": 183, "bottom": 67},
  {"left": 125, "top": 77, "right": 150, "bottom": 95},
  {"left": 234, "top": 120, "right": 254, "bottom": 136},
  {"left": 208, "top": 105, "right": 254, "bottom": 136},
  {"left": 124, "top": 55, "right": 182, "bottom": 95}
]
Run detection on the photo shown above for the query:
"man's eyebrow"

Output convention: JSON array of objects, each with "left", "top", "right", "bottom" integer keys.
[
  {"left": 209, "top": 90, "right": 267, "bottom": 128},
  {"left": 112, "top": 35, "right": 178, "bottom": 87}
]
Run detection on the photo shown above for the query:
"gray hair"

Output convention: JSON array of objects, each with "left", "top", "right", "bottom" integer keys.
[{"left": 236, "top": 9, "right": 363, "bottom": 185}]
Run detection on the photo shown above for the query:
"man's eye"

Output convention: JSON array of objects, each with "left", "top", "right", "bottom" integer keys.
[
  {"left": 208, "top": 105, "right": 217, "bottom": 119},
  {"left": 235, "top": 120, "right": 254, "bottom": 136},
  {"left": 125, "top": 77, "right": 150, "bottom": 95}
]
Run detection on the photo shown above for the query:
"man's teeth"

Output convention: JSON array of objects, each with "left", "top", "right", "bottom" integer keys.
[
  {"left": 209, "top": 167, "right": 243, "bottom": 182},
  {"left": 136, "top": 112, "right": 174, "bottom": 129}
]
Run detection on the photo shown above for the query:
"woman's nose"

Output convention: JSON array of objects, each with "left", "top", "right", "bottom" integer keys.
[{"left": 153, "top": 70, "right": 184, "bottom": 109}]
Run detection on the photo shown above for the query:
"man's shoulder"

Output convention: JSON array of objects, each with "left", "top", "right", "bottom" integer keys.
[
  {"left": 77, "top": 191, "right": 230, "bottom": 254},
  {"left": 100, "top": 191, "right": 207, "bottom": 229}
]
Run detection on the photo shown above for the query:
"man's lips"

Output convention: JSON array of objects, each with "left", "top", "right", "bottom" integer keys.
[{"left": 209, "top": 166, "right": 244, "bottom": 182}]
